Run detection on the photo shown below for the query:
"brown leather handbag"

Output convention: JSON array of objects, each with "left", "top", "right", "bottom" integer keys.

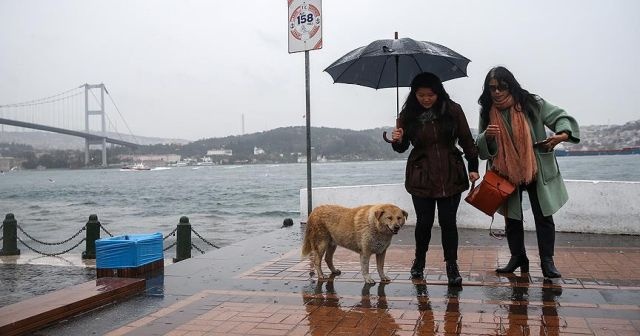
[{"left": 464, "top": 170, "right": 516, "bottom": 217}]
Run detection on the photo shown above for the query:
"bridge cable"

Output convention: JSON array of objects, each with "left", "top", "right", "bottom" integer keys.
[
  {"left": 104, "top": 87, "right": 140, "bottom": 145},
  {"left": 0, "top": 86, "right": 83, "bottom": 108},
  {"left": 87, "top": 89, "right": 128, "bottom": 146},
  {"left": 0, "top": 92, "right": 83, "bottom": 109}
]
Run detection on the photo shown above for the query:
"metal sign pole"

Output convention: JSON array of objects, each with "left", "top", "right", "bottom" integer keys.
[
  {"left": 305, "top": 50, "right": 312, "bottom": 216},
  {"left": 288, "top": 0, "right": 322, "bottom": 220}
]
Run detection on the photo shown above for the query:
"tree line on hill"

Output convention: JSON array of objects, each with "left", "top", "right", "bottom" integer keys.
[
  {"left": 1, "top": 126, "right": 408, "bottom": 168},
  {"left": 2, "top": 120, "right": 639, "bottom": 169},
  {"left": 112, "top": 126, "right": 409, "bottom": 163}
]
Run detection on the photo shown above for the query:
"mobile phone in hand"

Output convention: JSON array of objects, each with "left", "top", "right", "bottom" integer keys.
[
  {"left": 534, "top": 139, "right": 550, "bottom": 147},
  {"left": 534, "top": 139, "right": 552, "bottom": 152}
]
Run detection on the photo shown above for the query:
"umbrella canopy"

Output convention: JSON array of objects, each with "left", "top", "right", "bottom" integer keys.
[
  {"left": 324, "top": 37, "right": 470, "bottom": 89},
  {"left": 324, "top": 35, "right": 471, "bottom": 143}
]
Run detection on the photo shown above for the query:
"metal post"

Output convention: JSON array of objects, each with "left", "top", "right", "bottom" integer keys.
[
  {"left": 0, "top": 213, "right": 20, "bottom": 256},
  {"left": 82, "top": 214, "right": 101, "bottom": 259},
  {"left": 173, "top": 216, "right": 191, "bottom": 262},
  {"left": 305, "top": 50, "right": 312, "bottom": 217}
]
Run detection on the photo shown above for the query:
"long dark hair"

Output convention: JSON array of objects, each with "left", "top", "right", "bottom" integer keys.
[
  {"left": 401, "top": 72, "right": 453, "bottom": 138},
  {"left": 478, "top": 66, "right": 538, "bottom": 129}
]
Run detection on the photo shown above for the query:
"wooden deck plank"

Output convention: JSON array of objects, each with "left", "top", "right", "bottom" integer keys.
[{"left": 0, "top": 277, "right": 145, "bottom": 336}]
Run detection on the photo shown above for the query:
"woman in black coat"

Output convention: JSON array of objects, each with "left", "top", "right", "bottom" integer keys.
[{"left": 391, "top": 72, "right": 479, "bottom": 286}]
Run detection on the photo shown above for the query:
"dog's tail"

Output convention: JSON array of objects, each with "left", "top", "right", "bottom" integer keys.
[
  {"left": 301, "top": 222, "right": 312, "bottom": 257},
  {"left": 302, "top": 223, "right": 311, "bottom": 257}
]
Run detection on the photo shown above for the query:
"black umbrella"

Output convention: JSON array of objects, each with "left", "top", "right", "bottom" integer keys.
[{"left": 324, "top": 33, "right": 470, "bottom": 142}]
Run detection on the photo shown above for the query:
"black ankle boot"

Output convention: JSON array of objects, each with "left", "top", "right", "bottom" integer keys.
[
  {"left": 410, "top": 258, "right": 425, "bottom": 279},
  {"left": 496, "top": 255, "right": 529, "bottom": 273},
  {"left": 446, "top": 261, "right": 462, "bottom": 287},
  {"left": 541, "top": 257, "right": 561, "bottom": 278}
]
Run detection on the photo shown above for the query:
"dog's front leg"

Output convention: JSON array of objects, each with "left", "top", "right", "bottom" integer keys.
[
  {"left": 360, "top": 252, "right": 375, "bottom": 284},
  {"left": 376, "top": 250, "right": 391, "bottom": 282}
]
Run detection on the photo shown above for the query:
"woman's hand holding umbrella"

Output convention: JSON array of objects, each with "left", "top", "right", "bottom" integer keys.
[{"left": 391, "top": 127, "right": 403, "bottom": 143}]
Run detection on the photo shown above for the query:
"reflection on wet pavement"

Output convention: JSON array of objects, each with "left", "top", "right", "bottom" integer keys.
[{"left": 10, "top": 228, "right": 640, "bottom": 335}]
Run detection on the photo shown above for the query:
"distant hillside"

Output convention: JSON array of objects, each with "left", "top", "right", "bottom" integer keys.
[
  {"left": 566, "top": 120, "right": 640, "bottom": 150},
  {"left": 2, "top": 119, "right": 639, "bottom": 161},
  {"left": 0, "top": 131, "right": 189, "bottom": 150},
  {"left": 180, "top": 120, "right": 640, "bottom": 160},
  {"left": 179, "top": 126, "right": 406, "bottom": 161}
]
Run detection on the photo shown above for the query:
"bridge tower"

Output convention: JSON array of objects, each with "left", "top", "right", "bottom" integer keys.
[{"left": 84, "top": 84, "right": 107, "bottom": 167}]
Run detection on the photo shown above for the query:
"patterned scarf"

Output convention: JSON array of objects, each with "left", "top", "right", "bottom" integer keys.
[{"left": 489, "top": 95, "right": 537, "bottom": 185}]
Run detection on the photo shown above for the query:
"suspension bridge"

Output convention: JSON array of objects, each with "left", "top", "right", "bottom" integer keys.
[{"left": 0, "top": 84, "right": 139, "bottom": 167}]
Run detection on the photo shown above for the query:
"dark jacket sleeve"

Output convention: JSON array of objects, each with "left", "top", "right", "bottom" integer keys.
[{"left": 452, "top": 103, "right": 479, "bottom": 173}]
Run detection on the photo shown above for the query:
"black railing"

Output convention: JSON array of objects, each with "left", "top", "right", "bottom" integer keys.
[{"left": 0, "top": 213, "right": 220, "bottom": 261}]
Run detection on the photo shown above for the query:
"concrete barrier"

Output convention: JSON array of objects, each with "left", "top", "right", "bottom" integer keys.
[{"left": 300, "top": 180, "right": 640, "bottom": 235}]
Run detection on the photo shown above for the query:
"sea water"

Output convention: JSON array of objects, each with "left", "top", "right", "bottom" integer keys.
[{"left": 1, "top": 156, "right": 638, "bottom": 252}]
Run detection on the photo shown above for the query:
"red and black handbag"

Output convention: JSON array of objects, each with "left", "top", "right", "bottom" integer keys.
[{"left": 464, "top": 170, "right": 516, "bottom": 217}]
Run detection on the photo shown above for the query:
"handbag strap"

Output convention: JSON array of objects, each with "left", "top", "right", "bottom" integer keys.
[
  {"left": 473, "top": 171, "right": 508, "bottom": 240},
  {"left": 489, "top": 201, "right": 507, "bottom": 240}
]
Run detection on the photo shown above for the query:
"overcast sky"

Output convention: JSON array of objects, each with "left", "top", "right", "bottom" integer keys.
[{"left": 1, "top": 0, "right": 639, "bottom": 141}]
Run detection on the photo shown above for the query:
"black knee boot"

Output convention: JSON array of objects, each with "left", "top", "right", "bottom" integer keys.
[
  {"left": 411, "top": 247, "right": 427, "bottom": 279},
  {"left": 411, "top": 257, "right": 425, "bottom": 279},
  {"left": 541, "top": 257, "right": 561, "bottom": 278},
  {"left": 498, "top": 217, "right": 528, "bottom": 273},
  {"left": 496, "top": 255, "right": 530, "bottom": 273},
  {"left": 446, "top": 261, "right": 462, "bottom": 287}
]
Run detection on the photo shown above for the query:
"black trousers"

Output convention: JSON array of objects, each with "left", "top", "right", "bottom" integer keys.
[
  {"left": 505, "top": 182, "right": 556, "bottom": 259},
  {"left": 411, "top": 193, "right": 461, "bottom": 262}
]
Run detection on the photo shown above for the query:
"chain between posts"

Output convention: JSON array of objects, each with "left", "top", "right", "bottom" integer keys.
[
  {"left": 3, "top": 216, "right": 220, "bottom": 257},
  {"left": 190, "top": 227, "right": 220, "bottom": 249},
  {"left": 17, "top": 224, "right": 85, "bottom": 245},
  {"left": 163, "top": 241, "right": 176, "bottom": 251},
  {"left": 163, "top": 227, "right": 177, "bottom": 240},
  {"left": 191, "top": 243, "right": 205, "bottom": 254},
  {"left": 99, "top": 225, "right": 113, "bottom": 237},
  {"left": 17, "top": 237, "right": 87, "bottom": 257}
]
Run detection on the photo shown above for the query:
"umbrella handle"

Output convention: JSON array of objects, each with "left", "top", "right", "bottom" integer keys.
[
  {"left": 383, "top": 131, "right": 394, "bottom": 143},
  {"left": 383, "top": 118, "right": 403, "bottom": 143}
]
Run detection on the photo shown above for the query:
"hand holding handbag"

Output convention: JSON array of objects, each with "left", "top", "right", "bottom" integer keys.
[{"left": 464, "top": 170, "right": 516, "bottom": 217}]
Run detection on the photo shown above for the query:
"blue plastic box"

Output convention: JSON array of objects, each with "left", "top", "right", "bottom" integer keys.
[{"left": 96, "top": 232, "right": 163, "bottom": 269}]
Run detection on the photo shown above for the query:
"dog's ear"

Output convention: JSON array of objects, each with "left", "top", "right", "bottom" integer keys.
[
  {"left": 402, "top": 209, "right": 408, "bottom": 219},
  {"left": 375, "top": 209, "right": 385, "bottom": 221}
]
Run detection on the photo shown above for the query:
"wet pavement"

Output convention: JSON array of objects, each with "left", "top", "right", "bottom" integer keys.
[{"left": 2, "top": 226, "right": 640, "bottom": 335}]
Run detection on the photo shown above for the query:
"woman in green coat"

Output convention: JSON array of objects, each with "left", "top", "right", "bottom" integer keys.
[{"left": 476, "top": 66, "right": 580, "bottom": 278}]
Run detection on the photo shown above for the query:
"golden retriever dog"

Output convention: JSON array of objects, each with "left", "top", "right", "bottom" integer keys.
[{"left": 301, "top": 204, "right": 408, "bottom": 284}]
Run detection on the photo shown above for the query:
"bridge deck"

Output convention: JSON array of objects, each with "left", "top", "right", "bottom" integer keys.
[{"left": 0, "top": 117, "right": 138, "bottom": 148}]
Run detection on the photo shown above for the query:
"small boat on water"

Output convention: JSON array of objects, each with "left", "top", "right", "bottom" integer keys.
[
  {"left": 120, "top": 162, "right": 151, "bottom": 171},
  {"left": 196, "top": 157, "right": 215, "bottom": 166}
]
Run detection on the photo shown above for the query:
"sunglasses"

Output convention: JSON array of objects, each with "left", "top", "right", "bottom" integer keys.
[{"left": 489, "top": 83, "right": 509, "bottom": 92}]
